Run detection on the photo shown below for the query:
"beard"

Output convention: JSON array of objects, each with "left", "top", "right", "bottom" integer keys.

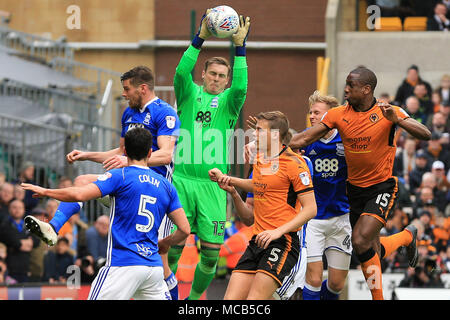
[{"left": 128, "top": 94, "right": 143, "bottom": 109}]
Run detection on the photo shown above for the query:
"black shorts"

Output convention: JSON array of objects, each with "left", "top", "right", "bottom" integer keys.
[
  {"left": 233, "top": 232, "right": 299, "bottom": 286},
  {"left": 347, "top": 177, "right": 399, "bottom": 228}
]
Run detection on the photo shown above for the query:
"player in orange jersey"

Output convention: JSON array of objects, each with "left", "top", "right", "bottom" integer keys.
[
  {"left": 209, "top": 111, "right": 317, "bottom": 300},
  {"left": 289, "top": 67, "right": 431, "bottom": 300}
]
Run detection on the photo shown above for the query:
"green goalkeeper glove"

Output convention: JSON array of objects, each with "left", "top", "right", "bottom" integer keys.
[{"left": 232, "top": 15, "right": 250, "bottom": 47}]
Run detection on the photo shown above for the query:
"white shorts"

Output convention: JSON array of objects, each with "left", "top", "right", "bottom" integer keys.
[
  {"left": 98, "top": 195, "right": 173, "bottom": 240},
  {"left": 158, "top": 215, "right": 173, "bottom": 240},
  {"left": 88, "top": 265, "right": 171, "bottom": 300},
  {"left": 273, "top": 246, "right": 307, "bottom": 300},
  {"left": 305, "top": 213, "right": 352, "bottom": 270}
]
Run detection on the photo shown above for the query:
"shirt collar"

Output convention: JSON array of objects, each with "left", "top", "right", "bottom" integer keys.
[{"left": 139, "top": 96, "right": 158, "bottom": 113}]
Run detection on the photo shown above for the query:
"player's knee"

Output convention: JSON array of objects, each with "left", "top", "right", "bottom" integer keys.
[
  {"left": 327, "top": 278, "right": 344, "bottom": 293},
  {"left": 199, "top": 248, "right": 220, "bottom": 273},
  {"left": 351, "top": 231, "right": 371, "bottom": 254},
  {"left": 306, "top": 272, "right": 322, "bottom": 288}
]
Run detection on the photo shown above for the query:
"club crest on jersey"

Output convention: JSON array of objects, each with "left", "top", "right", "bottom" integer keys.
[
  {"left": 210, "top": 97, "right": 219, "bottom": 108},
  {"left": 369, "top": 113, "right": 379, "bottom": 123},
  {"left": 271, "top": 162, "right": 279, "bottom": 173},
  {"left": 336, "top": 143, "right": 345, "bottom": 156},
  {"left": 299, "top": 172, "right": 310, "bottom": 186},
  {"left": 97, "top": 172, "right": 112, "bottom": 181},
  {"left": 143, "top": 112, "right": 151, "bottom": 125},
  {"left": 166, "top": 116, "right": 176, "bottom": 129}
]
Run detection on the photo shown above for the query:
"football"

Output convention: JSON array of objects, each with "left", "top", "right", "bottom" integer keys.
[{"left": 206, "top": 5, "right": 239, "bottom": 38}]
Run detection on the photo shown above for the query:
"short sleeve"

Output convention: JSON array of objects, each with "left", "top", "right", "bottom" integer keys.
[
  {"left": 288, "top": 161, "right": 314, "bottom": 195},
  {"left": 167, "top": 183, "right": 182, "bottom": 214},
  {"left": 395, "top": 106, "right": 410, "bottom": 120},
  {"left": 155, "top": 106, "right": 181, "bottom": 137},
  {"left": 320, "top": 108, "right": 339, "bottom": 130},
  {"left": 121, "top": 109, "right": 130, "bottom": 138},
  {"left": 247, "top": 171, "right": 254, "bottom": 198},
  {"left": 93, "top": 169, "right": 123, "bottom": 197}
]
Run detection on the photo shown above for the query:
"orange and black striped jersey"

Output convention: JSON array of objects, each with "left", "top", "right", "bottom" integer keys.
[
  {"left": 252, "top": 146, "right": 314, "bottom": 235},
  {"left": 321, "top": 101, "right": 409, "bottom": 188}
]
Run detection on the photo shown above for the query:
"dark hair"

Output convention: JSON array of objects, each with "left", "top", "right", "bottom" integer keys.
[
  {"left": 124, "top": 128, "right": 153, "bottom": 161},
  {"left": 57, "top": 237, "right": 69, "bottom": 245},
  {"left": 255, "top": 111, "right": 290, "bottom": 144},
  {"left": 120, "top": 66, "right": 155, "bottom": 91},
  {"left": 349, "top": 67, "right": 378, "bottom": 92},
  {"left": 204, "top": 57, "right": 231, "bottom": 77}
]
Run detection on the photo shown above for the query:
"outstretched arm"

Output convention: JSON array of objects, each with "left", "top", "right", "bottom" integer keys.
[
  {"left": 22, "top": 183, "right": 102, "bottom": 202},
  {"left": 209, "top": 168, "right": 253, "bottom": 193},
  {"left": 289, "top": 123, "right": 330, "bottom": 150},
  {"left": 66, "top": 138, "right": 124, "bottom": 165}
]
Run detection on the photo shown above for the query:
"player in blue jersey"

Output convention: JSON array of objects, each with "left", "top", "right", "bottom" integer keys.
[
  {"left": 22, "top": 128, "right": 190, "bottom": 300},
  {"left": 40, "top": 66, "right": 182, "bottom": 299},
  {"left": 300, "top": 91, "right": 352, "bottom": 300}
]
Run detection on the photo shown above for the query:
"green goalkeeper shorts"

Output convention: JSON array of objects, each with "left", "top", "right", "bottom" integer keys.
[{"left": 172, "top": 172, "right": 227, "bottom": 244}]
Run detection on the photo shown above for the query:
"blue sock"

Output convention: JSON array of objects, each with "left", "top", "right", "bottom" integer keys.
[
  {"left": 165, "top": 272, "right": 178, "bottom": 300},
  {"left": 49, "top": 202, "right": 82, "bottom": 233},
  {"left": 302, "top": 283, "right": 321, "bottom": 300},
  {"left": 320, "top": 279, "right": 340, "bottom": 300}
]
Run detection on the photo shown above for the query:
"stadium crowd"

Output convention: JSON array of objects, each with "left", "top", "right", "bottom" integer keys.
[
  {"left": 0, "top": 65, "right": 448, "bottom": 292},
  {"left": 0, "top": 169, "right": 108, "bottom": 285}
]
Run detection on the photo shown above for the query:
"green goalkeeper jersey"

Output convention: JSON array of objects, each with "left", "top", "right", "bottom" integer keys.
[{"left": 173, "top": 45, "right": 248, "bottom": 180}]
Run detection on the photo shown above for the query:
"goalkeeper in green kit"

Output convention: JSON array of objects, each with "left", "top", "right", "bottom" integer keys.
[{"left": 168, "top": 9, "right": 250, "bottom": 300}]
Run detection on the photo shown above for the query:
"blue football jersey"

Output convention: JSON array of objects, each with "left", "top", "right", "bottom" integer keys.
[
  {"left": 93, "top": 165, "right": 182, "bottom": 267},
  {"left": 303, "top": 129, "right": 349, "bottom": 219},
  {"left": 121, "top": 97, "right": 180, "bottom": 181}
]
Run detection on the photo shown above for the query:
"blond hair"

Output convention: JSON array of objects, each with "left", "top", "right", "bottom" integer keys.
[{"left": 308, "top": 90, "right": 339, "bottom": 109}]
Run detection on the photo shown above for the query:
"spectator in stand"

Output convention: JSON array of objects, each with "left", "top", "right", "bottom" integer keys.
[
  {"left": 427, "top": 111, "right": 449, "bottom": 136},
  {"left": 28, "top": 207, "right": 49, "bottom": 282},
  {"left": 0, "top": 172, "right": 5, "bottom": 187},
  {"left": 0, "top": 182, "right": 14, "bottom": 219},
  {"left": 409, "top": 150, "right": 432, "bottom": 194},
  {"left": 409, "top": 0, "right": 439, "bottom": 17},
  {"left": 86, "top": 215, "right": 109, "bottom": 262},
  {"left": 393, "top": 136, "right": 418, "bottom": 185},
  {"left": 57, "top": 176, "right": 73, "bottom": 189},
  {"left": 13, "top": 161, "right": 39, "bottom": 215},
  {"left": 13, "top": 184, "right": 25, "bottom": 203},
  {"left": 366, "top": 1, "right": 415, "bottom": 21},
  {"left": 427, "top": 2, "right": 450, "bottom": 31},
  {"left": 423, "top": 132, "right": 450, "bottom": 170},
  {"left": 395, "top": 65, "right": 432, "bottom": 106},
  {"left": 0, "top": 251, "right": 17, "bottom": 285},
  {"left": 42, "top": 237, "right": 74, "bottom": 283},
  {"left": 5, "top": 199, "right": 40, "bottom": 282},
  {"left": 399, "top": 238, "right": 444, "bottom": 288},
  {"left": 414, "top": 82, "right": 434, "bottom": 118},
  {"left": 431, "top": 90, "right": 444, "bottom": 115},
  {"left": 437, "top": 74, "right": 450, "bottom": 107},
  {"left": 418, "top": 171, "right": 448, "bottom": 214},
  {"left": 432, "top": 216, "right": 449, "bottom": 252},
  {"left": 404, "top": 96, "right": 427, "bottom": 124},
  {"left": 432, "top": 160, "right": 450, "bottom": 193},
  {"left": 45, "top": 199, "right": 58, "bottom": 219}
]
